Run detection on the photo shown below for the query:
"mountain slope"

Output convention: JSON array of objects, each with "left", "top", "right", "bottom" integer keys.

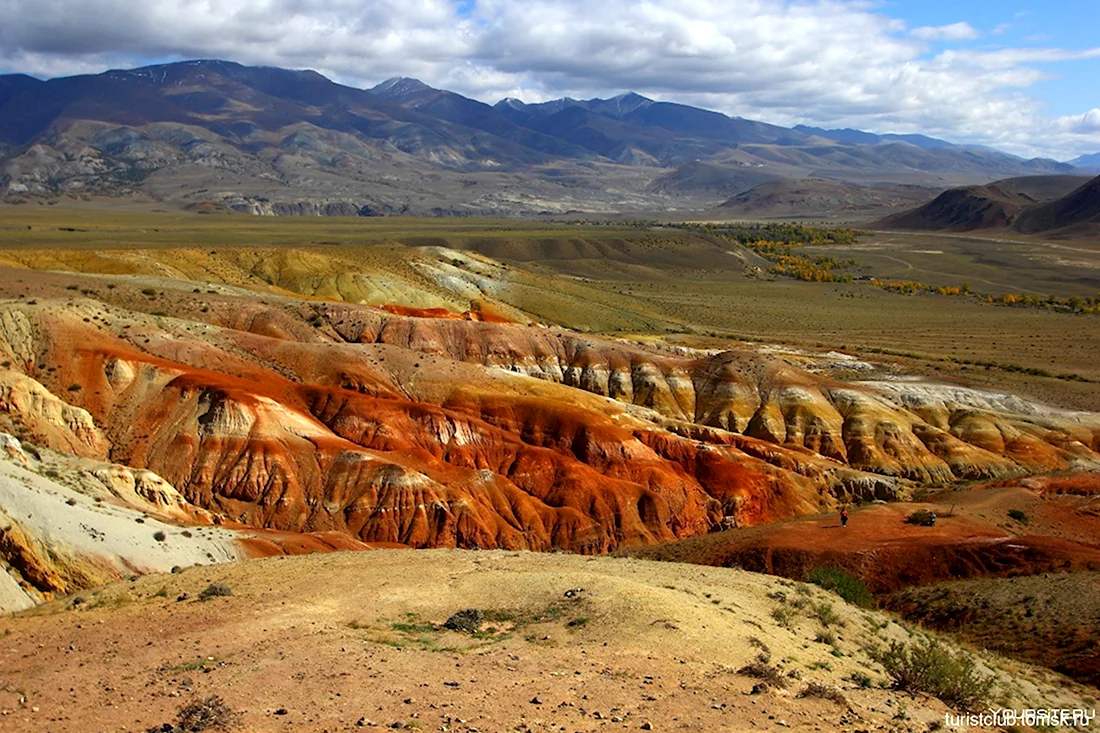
[
  {"left": 1069, "top": 152, "right": 1100, "bottom": 171},
  {"left": 370, "top": 77, "right": 596, "bottom": 158},
  {"left": 647, "top": 161, "right": 781, "bottom": 198},
  {"left": 878, "top": 184, "right": 1030, "bottom": 231},
  {"left": 714, "top": 178, "right": 932, "bottom": 217},
  {"left": 985, "top": 174, "right": 1095, "bottom": 201},
  {"left": 793, "top": 125, "right": 956, "bottom": 150},
  {"left": 1014, "top": 175, "right": 1100, "bottom": 234},
  {"left": 882, "top": 174, "right": 1100, "bottom": 233}
]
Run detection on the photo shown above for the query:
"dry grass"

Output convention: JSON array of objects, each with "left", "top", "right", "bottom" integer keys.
[{"left": 797, "top": 680, "right": 848, "bottom": 706}]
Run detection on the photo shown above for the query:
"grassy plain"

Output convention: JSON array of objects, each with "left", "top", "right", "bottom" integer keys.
[
  {"left": 1, "top": 205, "right": 1098, "bottom": 410},
  {"left": 809, "top": 229, "right": 1100, "bottom": 298}
]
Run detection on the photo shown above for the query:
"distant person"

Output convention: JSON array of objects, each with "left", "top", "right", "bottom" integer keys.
[{"left": 840, "top": 508, "right": 849, "bottom": 528}]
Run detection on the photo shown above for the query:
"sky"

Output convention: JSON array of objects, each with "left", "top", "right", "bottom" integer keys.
[{"left": 0, "top": 0, "right": 1098, "bottom": 160}]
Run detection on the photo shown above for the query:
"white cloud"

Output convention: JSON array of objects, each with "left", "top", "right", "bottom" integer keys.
[
  {"left": 0, "top": 0, "right": 1098, "bottom": 159},
  {"left": 910, "top": 22, "right": 981, "bottom": 42},
  {"left": 1060, "top": 109, "right": 1100, "bottom": 134}
]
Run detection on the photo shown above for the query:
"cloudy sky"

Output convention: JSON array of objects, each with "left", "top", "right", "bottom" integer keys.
[{"left": 1, "top": 0, "right": 1098, "bottom": 159}]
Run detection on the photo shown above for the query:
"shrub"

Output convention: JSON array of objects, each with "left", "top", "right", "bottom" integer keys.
[
  {"left": 877, "top": 638, "right": 994, "bottom": 711},
  {"left": 199, "top": 583, "right": 233, "bottom": 601},
  {"left": 737, "top": 662, "right": 788, "bottom": 688},
  {"left": 747, "top": 636, "right": 770, "bottom": 653},
  {"left": 806, "top": 567, "right": 874, "bottom": 608},
  {"left": 153, "top": 531, "right": 166, "bottom": 542},
  {"left": 443, "top": 608, "right": 484, "bottom": 634},
  {"left": 142, "top": 288, "right": 156, "bottom": 296},
  {"left": 847, "top": 671, "right": 873, "bottom": 689},
  {"left": 1007, "top": 509, "right": 1029, "bottom": 525},
  {"left": 813, "top": 602, "right": 842, "bottom": 628},
  {"left": 906, "top": 509, "right": 937, "bottom": 526},
  {"left": 170, "top": 695, "right": 237, "bottom": 731},
  {"left": 814, "top": 629, "right": 837, "bottom": 646},
  {"left": 770, "top": 606, "right": 794, "bottom": 627}
]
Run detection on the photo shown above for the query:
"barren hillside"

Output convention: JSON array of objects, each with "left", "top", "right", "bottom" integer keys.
[{"left": 1, "top": 551, "right": 1094, "bottom": 732}]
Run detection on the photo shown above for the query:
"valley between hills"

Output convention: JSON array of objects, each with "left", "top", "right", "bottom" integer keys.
[{"left": 0, "top": 208, "right": 1098, "bottom": 731}]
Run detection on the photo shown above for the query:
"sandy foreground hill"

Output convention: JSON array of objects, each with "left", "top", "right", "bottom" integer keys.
[{"left": 1, "top": 550, "right": 1097, "bottom": 732}]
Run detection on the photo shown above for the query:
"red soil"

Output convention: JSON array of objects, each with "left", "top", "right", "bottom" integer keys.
[{"left": 626, "top": 493, "right": 1100, "bottom": 593}]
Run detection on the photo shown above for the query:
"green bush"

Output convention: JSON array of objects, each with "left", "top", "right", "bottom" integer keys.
[
  {"left": 813, "top": 602, "right": 842, "bottom": 628},
  {"left": 770, "top": 606, "right": 794, "bottom": 627},
  {"left": 847, "top": 671, "right": 873, "bottom": 688},
  {"left": 1007, "top": 509, "right": 1029, "bottom": 525},
  {"left": 906, "top": 509, "right": 937, "bottom": 526},
  {"left": 806, "top": 566, "right": 874, "bottom": 608},
  {"left": 877, "top": 638, "right": 994, "bottom": 711}
]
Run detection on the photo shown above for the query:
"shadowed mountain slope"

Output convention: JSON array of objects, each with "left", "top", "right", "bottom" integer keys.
[
  {"left": 1014, "top": 175, "right": 1100, "bottom": 234},
  {"left": 881, "top": 184, "right": 1034, "bottom": 231},
  {"left": 882, "top": 174, "right": 1100, "bottom": 233}
]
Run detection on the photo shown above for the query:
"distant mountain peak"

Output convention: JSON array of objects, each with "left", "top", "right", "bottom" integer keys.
[
  {"left": 497, "top": 97, "right": 527, "bottom": 110},
  {"left": 370, "top": 77, "right": 435, "bottom": 100},
  {"left": 606, "top": 92, "right": 653, "bottom": 114},
  {"left": 611, "top": 92, "right": 652, "bottom": 103}
]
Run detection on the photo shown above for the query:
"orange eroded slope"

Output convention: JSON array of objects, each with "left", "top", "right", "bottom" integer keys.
[{"left": 0, "top": 270, "right": 1098, "bottom": 555}]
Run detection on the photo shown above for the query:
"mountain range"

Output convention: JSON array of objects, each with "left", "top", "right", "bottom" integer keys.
[{"left": 0, "top": 59, "right": 1088, "bottom": 216}]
